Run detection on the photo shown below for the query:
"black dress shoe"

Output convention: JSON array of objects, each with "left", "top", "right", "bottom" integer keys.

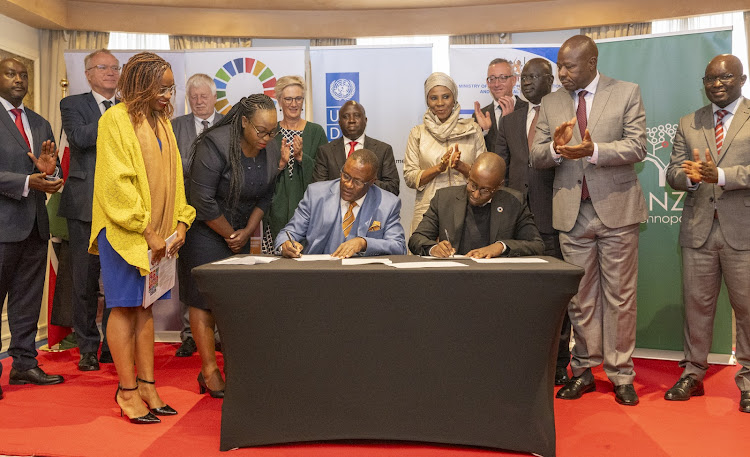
[
  {"left": 99, "top": 350, "right": 114, "bottom": 364},
  {"left": 78, "top": 352, "right": 100, "bottom": 371},
  {"left": 175, "top": 337, "right": 197, "bottom": 357},
  {"left": 9, "top": 367, "right": 64, "bottom": 386},
  {"left": 740, "top": 391, "right": 750, "bottom": 413},
  {"left": 614, "top": 384, "right": 639, "bottom": 406},
  {"left": 555, "top": 367, "right": 570, "bottom": 386},
  {"left": 664, "top": 377, "right": 704, "bottom": 401},
  {"left": 556, "top": 375, "right": 595, "bottom": 400}
]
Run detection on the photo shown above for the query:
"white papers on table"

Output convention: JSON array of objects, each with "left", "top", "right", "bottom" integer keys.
[
  {"left": 293, "top": 254, "right": 336, "bottom": 261},
  {"left": 470, "top": 257, "right": 548, "bottom": 264},
  {"left": 143, "top": 232, "right": 177, "bottom": 308},
  {"left": 421, "top": 254, "right": 468, "bottom": 259},
  {"left": 212, "top": 256, "right": 279, "bottom": 265},
  {"left": 341, "top": 258, "right": 393, "bottom": 266},
  {"left": 389, "top": 261, "right": 468, "bottom": 269}
]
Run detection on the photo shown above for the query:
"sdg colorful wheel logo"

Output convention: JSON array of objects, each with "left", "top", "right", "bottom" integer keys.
[{"left": 213, "top": 58, "right": 277, "bottom": 114}]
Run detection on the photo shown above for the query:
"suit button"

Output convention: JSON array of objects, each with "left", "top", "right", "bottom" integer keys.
[
  {"left": 524, "top": 184, "right": 529, "bottom": 188},
  {"left": 577, "top": 180, "right": 582, "bottom": 184},
  {"left": 709, "top": 197, "right": 714, "bottom": 202}
]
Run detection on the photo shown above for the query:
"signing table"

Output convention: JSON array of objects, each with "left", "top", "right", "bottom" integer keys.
[{"left": 192, "top": 255, "right": 583, "bottom": 457}]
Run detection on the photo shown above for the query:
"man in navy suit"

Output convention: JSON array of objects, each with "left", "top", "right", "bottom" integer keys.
[
  {"left": 0, "top": 58, "right": 65, "bottom": 396},
  {"left": 276, "top": 149, "right": 406, "bottom": 258},
  {"left": 495, "top": 58, "right": 572, "bottom": 385},
  {"left": 59, "top": 49, "right": 119, "bottom": 371}
]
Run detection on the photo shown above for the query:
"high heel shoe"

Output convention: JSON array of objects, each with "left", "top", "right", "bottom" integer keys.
[
  {"left": 115, "top": 385, "right": 161, "bottom": 424},
  {"left": 198, "top": 371, "right": 225, "bottom": 398},
  {"left": 136, "top": 378, "right": 178, "bottom": 416}
]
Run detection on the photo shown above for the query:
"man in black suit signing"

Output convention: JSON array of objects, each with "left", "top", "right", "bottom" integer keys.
[
  {"left": 59, "top": 49, "right": 119, "bottom": 371},
  {"left": 313, "top": 100, "right": 399, "bottom": 195},
  {"left": 0, "top": 58, "right": 65, "bottom": 395},
  {"left": 408, "top": 152, "right": 543, "bottom": 258},
  {"left": 473, "top": 58, "right": 528, "bottom": 153},
  {"left": 495, "top": 58, "right": 572, "bottom": 386}
]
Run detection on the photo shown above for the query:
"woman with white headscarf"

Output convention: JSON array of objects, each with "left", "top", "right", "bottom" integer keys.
[{"left": 403, "top": 72, "right": 486, "bottom": 234}]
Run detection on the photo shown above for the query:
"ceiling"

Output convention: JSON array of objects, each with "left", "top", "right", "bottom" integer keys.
[{"left": 0, "top": 0, "right": 747, "bottom": 39}]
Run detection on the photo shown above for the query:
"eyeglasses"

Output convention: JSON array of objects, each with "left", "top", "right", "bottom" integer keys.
[
  {"left": 86, "top": 65, "right": 121, "bottom": 72},
  {"left": 520, "top": 74, "right": 551, "bottom": 82},
  {"left": 282, "top": 96, "right": 304, "bottom": 105},
  {"left": 248, "top": 119, "right": 280, "bottom": 139},
  {"left": 486, "top": 75, "right": 514, "bottom": 84},
  {"left": 467, "top": 180, "right": 496, "bottom": 197},
  {"left": 158, "top": 85, "right": 176, "bottom": 96},
  {"left": 340, "top": 169, "right": 371, "bottom": 189},
  {"left": 702, "top": 74, "right": 735, "bottom": 85}
]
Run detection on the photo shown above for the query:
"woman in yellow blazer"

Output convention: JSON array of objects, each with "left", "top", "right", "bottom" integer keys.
[{"left": 89, "top": 52, "right": 195, "bottom": 424}]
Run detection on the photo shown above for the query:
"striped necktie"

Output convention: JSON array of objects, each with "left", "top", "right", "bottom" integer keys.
[
  {"left": 715, "top": 109, "right": 728, "bottom": 154},
  {"left": 342, "top": 201, "right": 357, "bottom": 237}
]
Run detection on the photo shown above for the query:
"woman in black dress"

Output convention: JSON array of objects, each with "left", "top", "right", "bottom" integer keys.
[{"left": 179, "top": 94, "right": 285, "bottom": 397}]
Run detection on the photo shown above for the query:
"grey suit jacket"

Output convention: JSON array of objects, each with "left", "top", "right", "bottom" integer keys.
[
  {"left": 0, "top": 105, "right": 58, "bottom": 242},
  {"left": 530, "top": 74, "right": 647, "bottom": 232},
  {"left": 473, "top": 96, "right": 528, "bottom": 153},
  {"left": 312, "top": 135, "right": 400, "bottom": 195},
  {"left": 58, "top": 92, "right": 114, "bottom": 222},
  {"left": 172, "top": 111, "right": 224, "bottom": 181},
  {"left": 495, "top": 106, "right": 556, "bottom": 235},
  {"left": 408, "top": 185, "right": 544, "bottom": 256},
  {"left": 666, "top": 97, "right": 750, "bottom": 250}
]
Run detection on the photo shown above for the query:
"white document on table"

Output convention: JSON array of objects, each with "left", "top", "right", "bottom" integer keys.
[
  {"left": 421, "top": 254, "right": 468, "bottom": 260},
  {"left": 471, "top": 257, "right": 548, "bottom": 264},
  {"left": 389, "top": 261, "right": 468, "bottom": 269},
  {"left": 212, "top": 256, "right": 279, "bottom": 265},
  {"left": 293, "top": 254, "right": 336, "bottom": 261},
  {"left": 341, "top": 258, "right": 393, "bottom": 266},
  {"left": 143, "top": 231, "right": 177, "bottom": 308}
]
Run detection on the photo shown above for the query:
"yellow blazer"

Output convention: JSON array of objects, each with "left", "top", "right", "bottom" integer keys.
[{"left": 88, "top": 103, "right": 195, "bottom": 275}]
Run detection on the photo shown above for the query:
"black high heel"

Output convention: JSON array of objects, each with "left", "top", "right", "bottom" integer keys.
[
  {"left": 115, "top": 385, "right": 161, "bottom": 424},
  {"left": 198, "top": 371, "right": 225, "bottom": 398},
  {"left": 136, "top": 378, "right": 178, "bottom": 416}
]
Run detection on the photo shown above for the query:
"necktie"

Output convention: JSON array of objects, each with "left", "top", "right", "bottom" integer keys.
[
  {"left": 715, "top": 109, "right": 728, "bottom": 154},
  {"left": 347, "top": 141, "right": 358, "bottom": 158},
  {"left": 527, "top": 106, "right": 540, "bottom": 152},
  {"left": 201, "top": 120, "right": 209, "bottom": 132},
  {"left": 576, "top": 90, "right": 590, "bottom": 200},
  {"left": 10, "top": 108, "right": 31, "bottom": 149},
  {"left": 342, "top": 201, "right": 357, "bottom": 237},
  {"left": 102, "top": 100, "right": 113, "bottom": 111}
]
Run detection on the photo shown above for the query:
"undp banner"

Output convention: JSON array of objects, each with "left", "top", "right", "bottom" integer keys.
[
  {"left": 310, "top": 45, "right": 433, "bottom": 229},
  {"left": 449, "top": 45, "right": 561, "bottom": 117},
  {"left": 597, "top": 30, "right": 733, "bottom": 358}
]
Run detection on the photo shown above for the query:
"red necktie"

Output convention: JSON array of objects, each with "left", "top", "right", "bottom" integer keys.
[
  {"left": 576, "top": 90, "right": 590, "bottom": 200},
  {"left": 715, "top": 109, "right": 728, "bottom": 154},
  {"left": 11, "top": 108, "right": 31, "bottom": 149},
  {"left": 347, "top": 141, "right": 357, "bottom": 158},
  {"left": 527, "top": 106, "right": 540, "bottom": 152}
]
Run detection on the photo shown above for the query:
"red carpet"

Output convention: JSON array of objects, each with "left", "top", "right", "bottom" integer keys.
[{"left": 0, "top": 344, "right": 747, "bottom": 457}]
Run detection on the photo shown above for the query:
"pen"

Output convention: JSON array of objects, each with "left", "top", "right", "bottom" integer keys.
[
  {"left": 285, "top": 230, "right": 299, "bottom": 256},
  {"left": 444, "top": 229, "right": 453, "bottom": 258}
]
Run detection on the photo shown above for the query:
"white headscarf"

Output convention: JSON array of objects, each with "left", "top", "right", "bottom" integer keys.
[{"left": 422, "top": 72, "right": 478, "bottom": 143}]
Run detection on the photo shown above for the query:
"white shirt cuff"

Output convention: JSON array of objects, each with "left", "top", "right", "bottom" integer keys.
[
  {"left": 23, "top": 175, "right": 30, "bottom": 197},
  {"left": 717, "top": 167, "right": 726, "bottom": 187},
  {"left": 587, "top": 143, "right": 599, "bottom": 164},
  {"left": 549, "top": 142, "right": 562, "bottom": 163}
]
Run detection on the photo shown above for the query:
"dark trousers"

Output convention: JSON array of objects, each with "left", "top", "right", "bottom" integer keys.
[
  {"left": 542, "top": 231, "right": 571, "bottom": 369},
  {"left": 68, "top": 219, "right": 109, "bottom": 354},
  {"left": 0, "top": 224, "right": 47, "bottom": 376}
]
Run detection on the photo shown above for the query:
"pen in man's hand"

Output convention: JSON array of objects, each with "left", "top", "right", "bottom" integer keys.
[
  {"left": 444, "top": 229, "right": 453, "bottom": 257},
  {"left": 285, "top": 230, "right": 298, "bottom": 255}
]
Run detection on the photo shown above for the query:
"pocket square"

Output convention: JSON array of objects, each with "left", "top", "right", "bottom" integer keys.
[{"left": 368, "top": 221, "right": 381, "bottom": 232}]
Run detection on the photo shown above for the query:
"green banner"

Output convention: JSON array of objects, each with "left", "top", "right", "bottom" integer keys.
[{"left": 597, "top": 30, "right": 732, "bottom": 353}]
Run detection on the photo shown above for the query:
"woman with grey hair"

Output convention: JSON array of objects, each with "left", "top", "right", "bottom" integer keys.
[
  {"left": 403, "top": 72, "right": 486, "bottom": 234},
  {"left": 262, "top": 75, "right": 328, "bottom": 249}
]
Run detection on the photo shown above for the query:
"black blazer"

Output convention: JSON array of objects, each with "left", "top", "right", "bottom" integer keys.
[
  {"left": 408, "top": 185, "right": 543, "bottom": 257},
  {"left": 0, "top": 104, "right": 58, "bottom": 242},
  {"left": 473, "top": 96, "right": 528, "bottom": 153},
  {"left": 312, "top": 135, "right": 400, "bottom": 196},
  {"left": 494, "top": 105, "right": 556, "bottom": 235}
]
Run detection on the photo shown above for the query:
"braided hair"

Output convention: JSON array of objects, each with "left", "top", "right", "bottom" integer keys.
[
  {"left": 116, "top": 52, "right": 173, "bottom": 123},
  {"left": 189, "top": 94, "right": 276, "bottom": 221}
]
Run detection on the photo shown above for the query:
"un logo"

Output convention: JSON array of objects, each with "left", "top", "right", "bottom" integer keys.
[{"left": 329, "top": 78, "right": 356, "bottom": 101}]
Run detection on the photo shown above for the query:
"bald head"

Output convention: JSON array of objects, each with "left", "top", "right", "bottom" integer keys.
[
  {"left": 704, "top": 54, "right": 746, "bottom": 108},
  {"left": 339, "top": 100, "right": 367, "bottom": 139},
  {"left": 465, "top": 153, "right": 505, "bottom": 206},
  {"left": 0, "top": 58, "right": 29, "bottom": 107},
  {"left": 557, "top": 35, "right": 599, "bottom": 92}
]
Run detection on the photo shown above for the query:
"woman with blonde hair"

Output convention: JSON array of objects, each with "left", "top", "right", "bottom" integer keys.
[
  {"left": 262, "top": 75, "right": 327, "bottom": 248},
  {"left": 403, "top": 72, "right": 486, "bottom": 234},
  {"left": 90, "top": 52, "right": 195, "bottom": 424}
]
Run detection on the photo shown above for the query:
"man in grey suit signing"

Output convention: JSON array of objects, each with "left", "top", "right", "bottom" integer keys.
[
  {"left": 59, "top": 48, "right": 119, "bottom": 370},
  {"left": 665, "top": 54, "right": 750, "bottom": 413},
  {"left": 531, "top": 35, "right": 647, "bottom": 406},
  {"left": 313, "top": 100, "right": 399, "bottom": 196},
  {"left": 171, "top": 73, "right": 224, "bottom": 357}
]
